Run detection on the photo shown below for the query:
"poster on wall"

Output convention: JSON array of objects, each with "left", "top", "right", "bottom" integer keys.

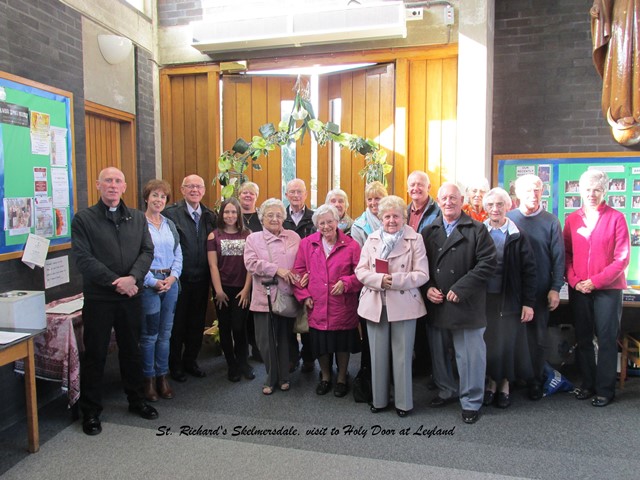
[{"left": 0, "top": 71, "right": 76, "bottom": 260}]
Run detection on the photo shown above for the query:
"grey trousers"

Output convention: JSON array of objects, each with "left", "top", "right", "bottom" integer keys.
[
  {"left": 254, "top": 312, "right": 292, "bottom": 388},
  {"left": 367, "top": 308, "right": 416, "bottom": 411},
  {"left": 429, "top": 325, "right": 486, "bottom": 411}
]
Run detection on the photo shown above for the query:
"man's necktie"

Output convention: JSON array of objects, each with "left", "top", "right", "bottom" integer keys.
[{"left": 193, "top": 211, "right": 200, "bottom": 233}]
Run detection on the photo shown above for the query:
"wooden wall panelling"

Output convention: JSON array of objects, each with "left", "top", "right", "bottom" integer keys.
[
  {"left": 250, "top": 76, "right": 268, "bottom": 197},
  {"left": 316, "top": 76, "right": 330, "bottom": 203},
  {"left": 426, "top": 58, "right": 444, "bottom": 191},
  {"left": 339, "top": 73, "right": 354, "bottom": 212},
  {"left": 408, "top": 59, "right": 427, "bottom": 181},
  {"left": 441, "top": 57, "right": 458, "bottom": 188},
  {"left": 379, "top": 64, "right": 395, "bottom": 194},
  {"left": 351, "top": 70, "right": 368, "bottom": 215},
  {"left": 393, "top": 59, "right": 409, "bottom": 198}
]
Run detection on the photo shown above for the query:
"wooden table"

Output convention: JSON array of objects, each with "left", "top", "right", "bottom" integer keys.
[{"left": 0, "top": 328, "right": 44, "bottom": 453}]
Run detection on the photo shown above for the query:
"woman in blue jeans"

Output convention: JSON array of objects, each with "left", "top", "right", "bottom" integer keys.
[{"left": 142, "top": 179, "right": 183, "bottom": 401}]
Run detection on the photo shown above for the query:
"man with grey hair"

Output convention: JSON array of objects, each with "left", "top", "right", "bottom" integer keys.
[
  {"left": 164, "top": 174, "right": 217, "bottom": 382},
  {"left": 283, "top": 178, "right": 315, "bottom": 372},
  {"left": 406, "top": 170, "right": 441, "bottom": 377},
  {"left": 507, "top": 174, "right": 565, "bottom": 400},
  {"left": 421, "top": 182, "right": 496, "bottom": 424}
]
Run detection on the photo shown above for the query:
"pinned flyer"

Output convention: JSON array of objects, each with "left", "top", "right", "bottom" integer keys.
[{"left": 22, "top": 233, "right": 50, "bottom": 269}]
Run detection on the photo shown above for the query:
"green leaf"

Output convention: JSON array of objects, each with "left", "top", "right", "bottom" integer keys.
[
  {"left": 252, "top": 163, "right": 262, "bottom": 171},
  {"left": 278, "top": 120, "right": 289, "bottom": 132},
  {"left": 221, "top": 184, "right": 235, "bottom": 199},
  {"left": 218, "top": 157, "right": 232, "bottom": 172},
  {"left": 383, "top": 163, "right": 393, "bottom": 174},
  {"left": 307, "top": 119, "right": 324, "bottom": 132},
  {"left": 325, "top": 122, "right": 340, "bottom": 134}
]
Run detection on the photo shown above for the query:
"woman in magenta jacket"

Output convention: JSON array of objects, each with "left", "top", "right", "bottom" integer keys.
[
  {"left": 293, "top": 204, "right": 362, "bottom": 398},
  {"left": 564, "top": 169, "right": 630, "bottom": 407}
]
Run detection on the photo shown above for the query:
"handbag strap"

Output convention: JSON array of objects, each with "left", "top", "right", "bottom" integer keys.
[{"left": 263, "top": 232, "right": 279, "bottom": 284}]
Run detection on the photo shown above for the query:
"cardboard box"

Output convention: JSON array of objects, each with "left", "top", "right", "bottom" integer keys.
[{"left": 0, "top": 290, "right": 46, "bottom": 330}]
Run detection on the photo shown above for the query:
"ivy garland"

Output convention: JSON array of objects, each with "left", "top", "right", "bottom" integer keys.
[{"left": 214, "top": 80, "right": 392, "bottom": 199}]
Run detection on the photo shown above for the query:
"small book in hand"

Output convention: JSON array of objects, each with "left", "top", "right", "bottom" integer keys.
[{"left": 375, "top": 258, "right": 389, "bottom": 274}]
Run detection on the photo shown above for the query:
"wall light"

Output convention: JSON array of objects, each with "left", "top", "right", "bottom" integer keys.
[{"left": 98, "top": 34, "right": 133, "bottom": 65}]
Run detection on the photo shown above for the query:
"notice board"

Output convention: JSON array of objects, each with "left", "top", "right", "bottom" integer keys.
[
  {"left": 0, "top": 71, "right": 76, "bottom": 260},
  {"left": 494, "top": 153, "right": 640, "bottom": 286}
]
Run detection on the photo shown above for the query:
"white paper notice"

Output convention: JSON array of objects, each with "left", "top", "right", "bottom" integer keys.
[
  {"left": 50, "top": 126, "right": 68, "bottom": 167},
  {"left": 22, "top": 233, "right": 50, "bottom": 269},
  {"left": 44, "top": 255, "right": 70, "bottom": 289},
  {"left": 30, "top": 111, "right": 51, "bottom": 155},
  {"left": 51, "top": 168, "right": 69, "bottom": 207},
  {"left": 0, "top": 331, "right": 30, "bottom": 345}
]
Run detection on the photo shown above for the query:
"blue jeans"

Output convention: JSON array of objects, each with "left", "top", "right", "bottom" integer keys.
[{"left": 141, "top": 277, "right": 179, "bottom": 378}]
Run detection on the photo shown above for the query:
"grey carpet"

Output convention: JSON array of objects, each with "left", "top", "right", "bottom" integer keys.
[{"left": 2, "top": 343, "right": 639, "bottom": 479}]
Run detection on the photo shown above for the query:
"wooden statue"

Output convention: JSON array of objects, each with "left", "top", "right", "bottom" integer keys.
[{"left": 591, "top": 0, "right": 640, "bottom": 146}]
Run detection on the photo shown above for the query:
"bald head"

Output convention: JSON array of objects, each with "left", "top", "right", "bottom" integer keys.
[
  {"left": 96, "top": 167, "right": 126, "bottom": 208},
  {"left": 437, "top": 182, "right": 463, "bottom": 223}
]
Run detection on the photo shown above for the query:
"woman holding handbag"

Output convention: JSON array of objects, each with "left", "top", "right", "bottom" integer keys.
[
  {"left": 244, "top": 198, "right": 301, "bottom": 395},
  {"left": 293, "top": 205, "right": 362, "bottom": 398}
]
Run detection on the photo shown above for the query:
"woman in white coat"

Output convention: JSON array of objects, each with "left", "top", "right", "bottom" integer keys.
[{"left": 355, "top": 196, "right": 430, "bottom": 417}]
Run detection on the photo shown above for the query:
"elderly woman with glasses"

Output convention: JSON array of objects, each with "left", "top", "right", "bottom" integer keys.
[
  {"left": 481, "top": 187, "right": 537, "bottom": 409},
  {"left": 325, "top": 188, "right": 354, "bottom": 235},
  {"left": 293, "top": 205, "right": 362, "bottom": 397},
  {"left": 244, "top": 198, "right": 301, "bottom": 395},
  {"left": 564, "top": 169, "right": 630, "bottom": 407},
  {"left": 356, "top": 196, "right": 430, "bottom": 417}
]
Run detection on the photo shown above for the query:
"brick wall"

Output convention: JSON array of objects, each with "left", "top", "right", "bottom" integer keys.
[
  {"left": 492, "top": 0, "right": 633, "bottom": 154},
  {"left": 0, "top": 0, "right": 86, "bottom": 431},
  {"left": 135, "top": 46, "right": 157, "bottom": 202},
  {"left": 158, "top": 0, "right": 203, "bottom": 27}
]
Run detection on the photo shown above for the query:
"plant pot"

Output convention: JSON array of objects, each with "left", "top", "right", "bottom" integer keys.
[{"left": 231, "top": 138, "right": 250, "bottom": 154}]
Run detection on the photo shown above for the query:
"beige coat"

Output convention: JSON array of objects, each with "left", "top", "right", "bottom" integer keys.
[{"left": 355, "top": 225, "right": 429, "bottom": 322}]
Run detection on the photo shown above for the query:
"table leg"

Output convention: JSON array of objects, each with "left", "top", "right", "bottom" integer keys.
[{"left": 24, "top": 338, "right": 39, "bottom": 453}]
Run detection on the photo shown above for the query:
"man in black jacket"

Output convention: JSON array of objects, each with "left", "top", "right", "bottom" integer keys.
[
  {"left": 422, "top": 182, "right": 496, "bottom": 424},
  {"left": 72, "top": 167, "right": 157, "bottom": 436},
  {"left": 283, "top": 178, "right": 315, "bottom": 372},
  {"left": 163, "top": 174, "right": 216, "bottom": 382}
]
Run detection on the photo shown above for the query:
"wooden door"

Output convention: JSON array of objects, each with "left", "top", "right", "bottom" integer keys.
[
  {"left": 84, "top": 101, "right": 137, "bottom": 207},
  {"left": 159, "top": 66, "right": 219, "bottom": 208}
]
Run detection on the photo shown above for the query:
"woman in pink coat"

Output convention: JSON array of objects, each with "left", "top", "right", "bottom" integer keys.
[
  {"left": 244, "top": 198, "right": 301, "bottom": 396},
  {"left": 356, "top": 196, "right": 430, "bottom": 417},
  {"left": 293, "top": 204, "right": 362, "bottom": 398}
]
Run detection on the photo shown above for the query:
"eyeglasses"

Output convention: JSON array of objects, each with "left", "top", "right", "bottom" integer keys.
[
  {"left": 183, "top": 184, "right": 205, "bottom": 191},
  {"left": 264, "top": 213, "right": 284, "bottom": 220}
]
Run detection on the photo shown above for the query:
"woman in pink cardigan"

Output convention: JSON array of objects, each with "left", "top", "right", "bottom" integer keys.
[
  {"left": 244, "top": 198, "right": 301, "bottom": 395},
  {"left": 564, "top": 169, "right": 630, "bottom": 407},
  {"left": 293, "top": 204, "right": 362, "bottom": 398}
]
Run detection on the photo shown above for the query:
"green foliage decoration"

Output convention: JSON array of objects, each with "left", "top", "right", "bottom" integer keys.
[{"left": 214, "top": 81, "right": 392, "bottom": 199}]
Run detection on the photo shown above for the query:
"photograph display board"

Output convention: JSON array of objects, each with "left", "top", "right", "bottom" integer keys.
[
  {"left": 0, "top": 71, "right": 76, "bottom": 260},
  {"left": 495, "top": 153, "right": 639, "bottom": 287}
]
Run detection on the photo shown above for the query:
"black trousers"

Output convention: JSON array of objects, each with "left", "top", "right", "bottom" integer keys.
[
  {"left": 79, "top": 297, "right": 145, "bottom": 418},
  {"left": 169, "top": 279, "right": 210, "bottom": 371},
  {"left": 217, "top": 285, "right": 250, "bottom": 369},
  {"left": 528, "top": 296, "right": 551, "bottom": 385},
  {"left": 570, "top": 288, "right": 622, "bottom": 400}
]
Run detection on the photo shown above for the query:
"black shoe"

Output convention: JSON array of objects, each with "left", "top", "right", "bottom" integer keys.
[
  {"left": 170, "top": 368, "right": 187, "bottom": 383},
  {"left": 316, "top": 380, "right": 331, "bottom": 395},
  {"left": 575, "top": 388, "right": 595, "bottom": 400},
  {"left": 240, "top": 364, "right": 256, "bottom": 380},
  {"left": 426, "top": 376, "right": 438, "bottom": 391},
  {"left": 128, "top": 403, "right": 159, "bottom": 420},
  {"left": 429, "top": 396, "right": 457, "bottom": 408},
  {"left": 369, "top": 404, "right": 388, "bottom": 413},
  {"left": 592, "top": 396, "right": 613, "bottom": 407},
  {"left": 184, "top": 364, "right": 206, "bottom": 378},
  {"left": 483, "top": 390, "right": 495, "bottom": 406},
  {"left": 82, "top": 416, "right": 102, "bottom": 436},
  {"left": 396, "top": 408, "right": 411, "bottom": 418},
  {"left": 528, "top": 384, "right": 543, "bottom": 401},
  {"left": 462, "top": 409, "right": 480, "bottom": 424},
  {"left": 334, "top": 382, "right": 348, "bottom": 398},
  {"left": 496, "top": 392, "right": 511, "bottom": 409},
  {"left": 227, "top": 368, "right": 241, "bottom": 382}
]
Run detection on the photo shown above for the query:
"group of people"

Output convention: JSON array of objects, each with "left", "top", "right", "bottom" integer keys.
[{"left": 71, "top": 165, "right": 630, "bottom": 435}]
